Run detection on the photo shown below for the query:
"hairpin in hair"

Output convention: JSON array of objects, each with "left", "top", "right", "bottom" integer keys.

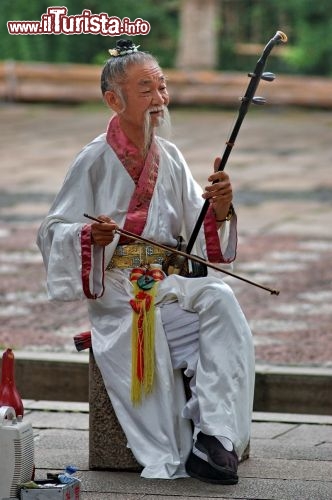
[{"left": 108, "top": 39, "right": 140, "bottom": 57}]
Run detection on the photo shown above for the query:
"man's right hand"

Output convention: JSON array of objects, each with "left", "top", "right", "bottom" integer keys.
[{"left": 90, "top": 215, "right": 118, "bottom": 246}]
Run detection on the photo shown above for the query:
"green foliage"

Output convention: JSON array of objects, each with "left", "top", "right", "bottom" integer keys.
[
  {"left": 1, "top": 1, "right": 332, "bottom": 75},
  {"left": 276, "top": 0, "right": 332, "bottom": 75},
  {"left": 0, "top": 0, "right": 179, "bottom": 67},
  {"left": 218, "top": 0, "right": 332, "bottom": 76}
]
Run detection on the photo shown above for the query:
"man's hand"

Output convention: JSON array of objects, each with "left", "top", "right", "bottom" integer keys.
[
  {"left": 202, "top": 157, "right": 233, "bottom": 223},
  {"left": 90, "top": 215, "right": 118, "bottom": 246}
]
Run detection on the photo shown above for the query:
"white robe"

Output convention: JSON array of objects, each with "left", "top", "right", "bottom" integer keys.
[{"left": 37, "top": 133, "right": 255, "bottom": 479}]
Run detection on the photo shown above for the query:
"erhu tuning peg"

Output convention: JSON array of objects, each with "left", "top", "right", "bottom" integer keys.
[
  {"left": 252, "top": 96, "right": 266, "bottom": 105},
  {"left": 248, "top": 72, "right": 275, "bottom": 82},
  {"left": 261, "top": 72, "right": 276, "bottom": 82}
]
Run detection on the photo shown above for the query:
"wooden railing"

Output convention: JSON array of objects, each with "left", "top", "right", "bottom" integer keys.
[{"left": 1, "top": 60, "right": 332, "bottom": 108}]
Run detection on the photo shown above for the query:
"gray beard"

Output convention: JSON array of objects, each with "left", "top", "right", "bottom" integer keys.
[
  {"left": 143, "top": 107, "right": 171, "bottom": 156},
  {"left": 155, "top": 106, "right": 171, "bottom": 140}
]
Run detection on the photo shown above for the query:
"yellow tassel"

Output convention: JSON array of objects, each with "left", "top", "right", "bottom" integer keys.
[
  {"left": 130, "top": 281, "right": 158, "bottom": 405},
  {"left": 131, "top": 295, "right": 141, "bottom": 405}
]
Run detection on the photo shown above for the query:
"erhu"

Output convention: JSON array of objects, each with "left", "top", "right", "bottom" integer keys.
[
  {"left": 185, "top": 30, "right": 288, "bottom": 256},
  {"left": 165, "top": 30, "right": 288, "bottom": 288}
]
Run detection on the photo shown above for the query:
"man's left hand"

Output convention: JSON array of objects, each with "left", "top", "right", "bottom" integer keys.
[{"left": 202, "top": 157, "right": 233, "bottom": 222}]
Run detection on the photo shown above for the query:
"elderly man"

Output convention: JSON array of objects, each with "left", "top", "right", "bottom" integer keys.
[{"left": 37, "top": 39, "right": 255, "bottom": 485}]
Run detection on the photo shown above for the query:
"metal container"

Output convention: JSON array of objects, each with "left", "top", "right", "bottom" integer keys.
[{"left": 20, "top": 479, "right": 80, "bottom": 499}]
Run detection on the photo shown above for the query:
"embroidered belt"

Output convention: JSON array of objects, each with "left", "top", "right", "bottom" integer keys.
[{"left": 106, "top": 243, "right": 171, "bottom": 270}]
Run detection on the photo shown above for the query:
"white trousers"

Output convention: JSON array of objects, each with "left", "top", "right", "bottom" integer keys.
[
  {"left": 158, "top": 278, "right": 255, "bottom": 458},
  {"left": 160, "top": 301, "right": 200, "bottom": 372}
]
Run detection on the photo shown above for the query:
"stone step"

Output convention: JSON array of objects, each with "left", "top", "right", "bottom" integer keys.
[{"left": 2, "top": 352, "right": 331, "bottom": 415}]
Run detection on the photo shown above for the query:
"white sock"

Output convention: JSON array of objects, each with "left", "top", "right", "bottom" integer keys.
[
  {"left": 192, "top": 435, "right": 234, "bottom": 463},
  {"left": 192, "top": 444, "right": 208, "bottom": 462},
  {"left": 216, "top": 436, "right": 233, "bottom": 451}
]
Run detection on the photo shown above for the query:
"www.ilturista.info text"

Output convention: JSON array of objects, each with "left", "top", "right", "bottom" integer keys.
[{"left": 7, "top": 7, "right": 151, "bottom": 36}]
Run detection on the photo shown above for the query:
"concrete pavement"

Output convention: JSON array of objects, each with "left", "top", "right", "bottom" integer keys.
[{"left": 23, "top": 400, "right": 332, "bottom": 500}]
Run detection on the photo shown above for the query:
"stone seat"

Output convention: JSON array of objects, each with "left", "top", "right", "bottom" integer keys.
[
  {"left": 89, "top": 347, "right": 141, "bottom": 470},
  {"left": 74, "top": 331, "right": 140, "bottom": 470}
]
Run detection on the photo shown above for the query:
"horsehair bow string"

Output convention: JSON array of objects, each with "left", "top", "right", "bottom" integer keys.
[
  {"left": 185, "top": 30, "right": 288, "bottom": 255},
  {"left": 83, "top": 214, "right": 280, "bottom": 295}
]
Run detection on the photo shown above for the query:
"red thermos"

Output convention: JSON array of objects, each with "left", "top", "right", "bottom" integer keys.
[{"left": 0, "top": 348, "right": 24, "bottom": 417}]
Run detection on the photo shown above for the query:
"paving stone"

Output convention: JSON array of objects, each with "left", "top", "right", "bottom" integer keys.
[
  {"left": 250, "top": 421, "right": 297, "bottom": 439},
  {"left": 253, "top": 411, "right": 332, "bottom": 425},
  {"left": 250, "top": 438, "right": 332, "bottom": 461},
  {"left": 275, "top": 423, "right": 332, "bottom": 444},
  {"left": 239, "top": 457, "right": 332, "bottom": 481},
  {"left": 34, "top": 428, "right": 89, "bottom": 450},
  {"left": 24, "top": 400, "right": 89, "bottom": 412},
  {"left": 24, "top": 409, "right": 89, "bottom": 429},
  {"left": 34, "top": 448, "right": 89, "bottom": 471},
  {"left": 80, "top": 495, "right": 165, "bottom": 500}
]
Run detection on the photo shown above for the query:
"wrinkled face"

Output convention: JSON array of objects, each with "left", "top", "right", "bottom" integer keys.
[{"left": 119, "top": 61, "right": 169, "bottom": 129}]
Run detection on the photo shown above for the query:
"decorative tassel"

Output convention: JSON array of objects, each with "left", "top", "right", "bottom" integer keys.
[{"left": 129, "top": 266, "right": 164, "bottom": 405}]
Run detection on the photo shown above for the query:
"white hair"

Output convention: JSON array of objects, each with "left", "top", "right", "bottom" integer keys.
[{"left": 101, "top": 51, "right": 159, "bottom": 95}]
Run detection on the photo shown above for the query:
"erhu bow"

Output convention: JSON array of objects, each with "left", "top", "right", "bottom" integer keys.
[
  {"left": 185, "top": 30, "right": 288, "bottom": 255},
  {"left": 84, "top": 214, "right": 280, "bottom": 295}
]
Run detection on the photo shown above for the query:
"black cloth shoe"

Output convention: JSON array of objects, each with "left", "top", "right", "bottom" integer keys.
[
  {"left": 195, "top": 432, "right": 238, "bottom": 478},
  {"left": 185, "top": 450, "right": 238, "bottom": 485}
]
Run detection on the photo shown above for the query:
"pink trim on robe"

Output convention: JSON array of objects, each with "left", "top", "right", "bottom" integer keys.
[
  {"left": 81, "top": 224, "right": 105, "bottom": 299},
  {"left": 106, "top": 115, "right": 145, "bottom": 184},
  {"left": 106, "top": 116, "right": 160, "bottom": 243},
  {"left": 204, "top": 205, "right": 237, "bottom": 263}
]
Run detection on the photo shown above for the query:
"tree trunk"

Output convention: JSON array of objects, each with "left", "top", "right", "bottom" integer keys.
[{"left": 176, "top": 0, "right": 220, "bottom": 70}]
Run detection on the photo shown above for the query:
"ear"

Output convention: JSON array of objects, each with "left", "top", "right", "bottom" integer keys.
[{"left": 104, "top": 90, "right": 123, "bottom": 113}]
